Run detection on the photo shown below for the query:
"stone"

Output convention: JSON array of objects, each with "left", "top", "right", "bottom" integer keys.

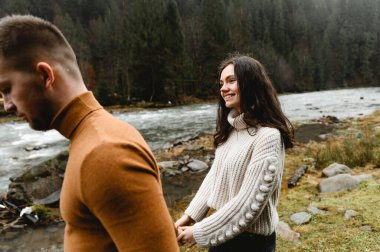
[
  {"left": 186, "top": 159, "right": 208, "bottom": 172},
  {"left": 161, "top": 169, "right": 181, "bottom": 177},
  {"left": 318, "top": 134, "right": 332, "bottom": 140},
  {"left": 344, "top": 210, "right": 359, "bottom": 219},
  {"left": 360, "top": 225, "right": 373, "bottom": 232},
  {"left": 33, "top": 189, "right": 61, "bottom": 205},
  {"left": 186, "top": 146, "right": 203, "bottom": 151},
  {"left": 161, "top": 143, "right": 173, "bottom": 149},
  {"left": 307, "top": 206, "right": 328, "bottom": 215},
  {"left": 276, "top": 221, "right": 300, "bottom": 243},
  {"left": 157, "top": 161, "right": 180, "bottom": 170},
  {"left": 180, "top": 166, "right": 189, "bottom": 172},
  {"left": 354, "top": 174, "right": 373, "bottom": 182},
  {"left": 24, "top": 145, "right": 47, "bottom": 152},
  {"left": 6, "top": 151, "right": 68, "bottom": 204},
  {"left": 173, "top": 136, "right": 194, "bottom": 146},
  {"left": 319, "top": 174, "right": 360, "bottom": 193},
  {"left": 290, "top": 212, "right": 312, "bottom": 225},
  {"left": 356, "top": 132, "right": 363, "bottom": 139},
  {"left": 322, "top": 163, "right": 352, "bottom": 177},
  {"left": 325, "top": 115, "right": 340, "bottom": 123}
]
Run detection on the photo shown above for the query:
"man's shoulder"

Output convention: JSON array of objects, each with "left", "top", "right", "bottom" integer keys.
[{"left": 86, "top": 110, "right": 146, "bottom": 142}]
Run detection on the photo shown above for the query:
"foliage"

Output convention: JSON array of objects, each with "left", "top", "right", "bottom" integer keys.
[
  {"left": 0, "top": 0, "right": 379, "bottom": 104},
  {"left": 306, "top": 128, "right": 380, "bottom": 169},
  {"left": 32, "top": 204, "right": 62, "bottom": 224}
]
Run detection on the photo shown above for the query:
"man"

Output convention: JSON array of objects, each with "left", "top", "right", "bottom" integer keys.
[{"left": 0, "top": 15, "right": 179, "bottom": 251}]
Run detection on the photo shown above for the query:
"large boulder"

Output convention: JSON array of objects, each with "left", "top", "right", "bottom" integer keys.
[
  {"left": 7, "top": 151, "right": 68, "bottom": 205},
  {"left": 322, "top": 163, "right": 352, "bottom": 177},
  {"left": 319, "top": 173, "right": 373, "bottom": 193}
]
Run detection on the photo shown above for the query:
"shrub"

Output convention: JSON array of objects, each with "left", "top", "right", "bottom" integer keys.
[{"left": 307, "top": 131, "right": 380, "bottom": 169}]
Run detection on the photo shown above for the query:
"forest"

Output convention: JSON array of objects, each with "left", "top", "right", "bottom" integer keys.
[{"left": 0, "top": 0, "right": 379, "bottom": 105}]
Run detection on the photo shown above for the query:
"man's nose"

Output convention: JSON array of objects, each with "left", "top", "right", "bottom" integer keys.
[{"left": 4, "top": 97, "right": 16, "bottom": 112}]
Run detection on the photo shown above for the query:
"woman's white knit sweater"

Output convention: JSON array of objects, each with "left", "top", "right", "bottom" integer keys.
[{"left": 185, "top": 109, "right": 285, "bottom": 248}]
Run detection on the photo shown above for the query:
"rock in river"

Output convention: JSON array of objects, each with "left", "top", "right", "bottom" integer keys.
[{"left": 7, "top": 151, "right": 68, "bottom": 205}]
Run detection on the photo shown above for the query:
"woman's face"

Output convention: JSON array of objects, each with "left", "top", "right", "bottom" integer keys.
[{"left": 219, "top": 64, "right": 240, "bottom": 112}]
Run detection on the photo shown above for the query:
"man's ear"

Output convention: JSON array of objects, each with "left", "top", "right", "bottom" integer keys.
[{"left": 36, "top": 62, "right": 55, "bottom": 88}]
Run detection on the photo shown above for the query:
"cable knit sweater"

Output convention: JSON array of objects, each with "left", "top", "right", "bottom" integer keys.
[{"left": 184, "top": 109, "right": 285, "bottom": 248}]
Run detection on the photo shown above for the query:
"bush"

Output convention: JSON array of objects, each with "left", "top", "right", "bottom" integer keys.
[{"left": 307, "top": 131, "right": 380, "bottom": 169}]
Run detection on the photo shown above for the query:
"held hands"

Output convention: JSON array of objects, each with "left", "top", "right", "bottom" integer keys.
[
  {"left": 177, "top": 226, "right": 195, "bottom": 247},
  {"left": 175, "top": 215, "right": 196, "bottom": 247}
]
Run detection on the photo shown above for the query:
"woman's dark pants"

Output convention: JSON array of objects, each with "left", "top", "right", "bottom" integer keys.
[{"left": 208, "top": 232, "right": 276, "bottom": 252}]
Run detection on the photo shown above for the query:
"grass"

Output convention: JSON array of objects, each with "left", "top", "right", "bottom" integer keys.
[
  {"left": 276, "top": 180, "right": 380, "bottom": 252},
  {"left": 306, "top": 127, "right": 380, "bottom": 169},
  {"left": 167, "top": 109, "right": 380, "bottom": 252},
  {"left": 32, "top": 205, "right": 62, "bottom": 225}
]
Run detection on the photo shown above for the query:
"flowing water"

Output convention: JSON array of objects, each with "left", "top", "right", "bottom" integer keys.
[{"left": 0, "top": 87, "right": 379, "bottom": 251}]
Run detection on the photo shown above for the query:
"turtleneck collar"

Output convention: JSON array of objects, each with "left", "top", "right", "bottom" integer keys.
[
  {"left": 227, "top": 109, "right": 249, "bottom": 130},
  {"left": 49, "top": 91, "right": 103, "bottom": 139}
]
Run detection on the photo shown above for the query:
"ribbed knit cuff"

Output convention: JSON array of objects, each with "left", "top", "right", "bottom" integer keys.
[
  {"left": 192, "top": 222, "right": 209, "bottom": 247},
  {"left": 184, "top": 204, "right": 209, "bottom": 223}
]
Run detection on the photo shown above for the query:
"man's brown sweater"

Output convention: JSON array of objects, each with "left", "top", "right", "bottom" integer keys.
[{"left": 50, "top": 92, "right": 179, "bottom": 251}]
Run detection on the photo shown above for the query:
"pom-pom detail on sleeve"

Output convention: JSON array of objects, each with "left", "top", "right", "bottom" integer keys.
[
  {"left": 259, "top": 185, "right": 269, "bottom": 193},
  {"left": 264, "top": 175, "right": 273, "bottom": 182}
]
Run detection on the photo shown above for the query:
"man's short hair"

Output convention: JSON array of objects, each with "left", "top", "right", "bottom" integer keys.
[{"left": 0, "top": 15, "right": 77, "bottom": 72}]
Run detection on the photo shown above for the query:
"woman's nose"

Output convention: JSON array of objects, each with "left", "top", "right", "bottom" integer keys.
[{"left": 220, "top": 83, "right": 228, "bottom": 92}]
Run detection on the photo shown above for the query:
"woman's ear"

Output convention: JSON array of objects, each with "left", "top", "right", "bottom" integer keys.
[{"left": 36, "top": 62, "right": 55, "bottom": 88}]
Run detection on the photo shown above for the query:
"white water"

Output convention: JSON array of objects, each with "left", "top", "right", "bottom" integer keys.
[{"left": 0, "top": 87, "right": 379, "bottom": 191}]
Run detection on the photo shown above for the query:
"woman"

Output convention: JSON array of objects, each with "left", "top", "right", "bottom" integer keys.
[{"left": 176, "top": 54, "right": 294, "bottom": 251}]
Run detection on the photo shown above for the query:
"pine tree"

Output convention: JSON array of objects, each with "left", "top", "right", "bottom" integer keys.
[
  {"left": 125, "top": 0, "right": 185, "bottom": 102},
  {"left": 197, "top": 0, "right": 231, "bottom": 98}
]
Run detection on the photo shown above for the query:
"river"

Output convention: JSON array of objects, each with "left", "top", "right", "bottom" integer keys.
[{"left": 0, "top": 87, "right": 379, "bottom": 251}]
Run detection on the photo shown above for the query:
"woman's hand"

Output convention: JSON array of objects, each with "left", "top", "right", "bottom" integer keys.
[
  {"left": 175, "top": 214, "right": 193, "bottom": 229},
  {"left": 177, "top": 226, "right": 196, "bottom": 247}
]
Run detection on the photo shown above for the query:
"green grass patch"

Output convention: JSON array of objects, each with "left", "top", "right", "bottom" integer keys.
[{"left": 276, "top": 180, "right": 380, "bottom": 252}]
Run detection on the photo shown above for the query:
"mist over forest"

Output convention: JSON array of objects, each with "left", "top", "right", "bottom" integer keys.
[{"left": 1, "top": 0, "right": 379, "bottom": 105}]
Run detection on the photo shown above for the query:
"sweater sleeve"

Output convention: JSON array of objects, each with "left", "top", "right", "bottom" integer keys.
[
  {"left": 184, "top": 163, "right": 215, "bottom": 221},
  {"left": 80, "top": 143, "right": 179, "bottom": 252},
  {"left": 192, "top": 129, "right": 283, "bottom": 247}
]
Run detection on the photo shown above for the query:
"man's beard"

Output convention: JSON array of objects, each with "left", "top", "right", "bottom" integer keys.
[{"left": 29, "top": 97, "right": 55, "bottom": 131}]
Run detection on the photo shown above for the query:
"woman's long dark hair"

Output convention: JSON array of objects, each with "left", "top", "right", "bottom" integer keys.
[{"left": 214, "top": 54, "right": 294, "bottom": 149}]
